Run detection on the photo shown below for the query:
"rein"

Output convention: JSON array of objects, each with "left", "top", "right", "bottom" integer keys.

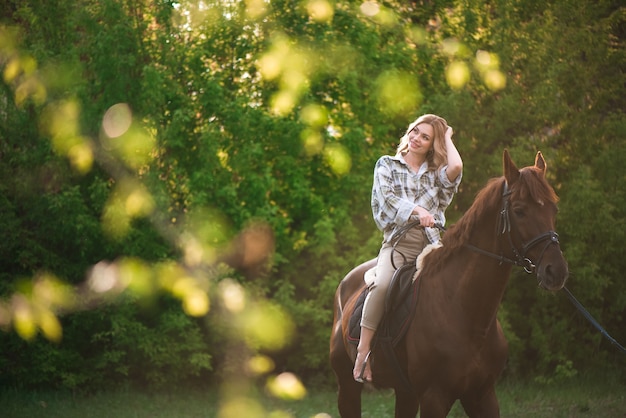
[{"left": 562, "top": 287, "right": 626, "bottom": 354}]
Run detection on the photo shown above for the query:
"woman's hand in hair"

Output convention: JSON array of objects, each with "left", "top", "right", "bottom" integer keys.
[{"left": 445, "top": 126, "right": 454, "bottom": 141}]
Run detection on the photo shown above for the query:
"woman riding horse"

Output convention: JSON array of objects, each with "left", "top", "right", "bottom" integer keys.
[{"left": 354, "top": 114, "right": 462, "bottom": 383}]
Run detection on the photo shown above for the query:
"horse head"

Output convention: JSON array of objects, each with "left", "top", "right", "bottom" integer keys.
[{"left": 503, "top": 150, "right": 569, "bottom": 291}]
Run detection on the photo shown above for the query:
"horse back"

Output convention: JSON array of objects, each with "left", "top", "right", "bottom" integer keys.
[{"left": 336, "top": 258, "right": 376, "bottom": 307}]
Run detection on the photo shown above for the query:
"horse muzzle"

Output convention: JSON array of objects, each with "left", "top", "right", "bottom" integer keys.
[{"left": 536, "top": 254, "right": 569, "bottom": 291}]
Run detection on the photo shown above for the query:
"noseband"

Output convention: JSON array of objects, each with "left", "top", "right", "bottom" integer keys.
[{"left": 468, "top": 181, "right": 561, "bottom": 274}]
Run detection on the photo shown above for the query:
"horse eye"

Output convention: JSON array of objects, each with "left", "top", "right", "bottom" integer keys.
[{"left": 513, "top": 207, "right": 525, "bottom": 217}]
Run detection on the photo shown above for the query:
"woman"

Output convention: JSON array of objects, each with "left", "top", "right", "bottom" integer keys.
[{"left": 354, "top": 114, "right": 463, "bottom": 383}]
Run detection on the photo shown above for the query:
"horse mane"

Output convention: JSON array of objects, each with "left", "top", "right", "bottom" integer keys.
[{"left": 422, "top": 165, "right": 559, "bottom": 275}]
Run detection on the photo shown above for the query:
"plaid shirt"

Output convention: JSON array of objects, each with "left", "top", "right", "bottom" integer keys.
[{"left": 371, "top": 153, "right": 462, "bottom": 244}]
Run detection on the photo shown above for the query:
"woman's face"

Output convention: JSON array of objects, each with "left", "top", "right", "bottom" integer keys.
[{"left": 407, "top": 123, "right": 434, "bottom": 157}]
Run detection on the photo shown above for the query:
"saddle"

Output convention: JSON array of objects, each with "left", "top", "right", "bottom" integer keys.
[
  {"left": 346, "top": 262, "right": 422, "bottom": 391},
  {"left": 347, "top": 262, "right": 421, "bottom": 347}
]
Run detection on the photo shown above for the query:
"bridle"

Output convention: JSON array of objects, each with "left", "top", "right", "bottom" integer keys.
[
  {"left": 464, "top": 181, "right": 626, "bottom": 354},
  {"left": 464, "top": 181, "right": 561, "bottom": 275}
]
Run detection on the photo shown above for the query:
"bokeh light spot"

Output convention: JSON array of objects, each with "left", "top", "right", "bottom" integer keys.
[
  {"left": 245, "top": 0, "right": 267, "bottom": 19},
  {"left": 360, "top": 1, "right": 380, "bottom": 16},
  {"left": 442, "top": 38, "right": 461, "bottom": 56},
  {"left": 301, "top": 129, "right": 324, "bottom": 156},
  {"left": 218, "top": 397, "right": 265, "bottom": 418},
  {"left": 111, "top": 125, "right": 156, "bottom": 169},
  {"left": 299, "top": 103, "right": 327, "bottom": 127},
  {"left": 38, "top": 309, "right": 62, "bottom": 343},
  {"left": 258, "top": 36, "right": 290, "bottom": 81},
  {"left": 102, "top": 199, "right": 130, "bottom": 239},
  {"left": 407, "top": 25, "right": 427, "bottom": 45},
  {"left": 182, "top": 235, "right": 205, "bottom": 267},
  {"left": 324, "top": 143, "right": 351, "bottom": 176},
  {"left": 270, "top": 90, "right": 297, "bottom": 116},
  {"left": 239, "top": 223, "right": 274, "bottom": 268},
  {"left": 248, "top": 354, "right": 275, "bottom": 375},
  {"left": 241, "top": 301, "right": 294, "bottom": 351},
  {"left": 102, "top": 103, "right": 132, "bottom": 138},
  {"left": 15, "top": 77, "right": 46, "bottom": 106},
  {"left": 172, "top": 276, "right": 197, "bottom": 298},
  {"left": 181, "top": 207, "right": 232, "bottom": 266},
  {"left": 476, "top": 49, "right": 493, "bottom": 66},
  {"left": 307, "top": 0, "right": 334, "bottom": 22},
  {"left": 219, "top": 279, "right": 246, "bottom": 313},
  {"left": 43, "top": 99, "right": 83, "bottom": 155},
  {"left": 88, "top": 261, "right": 121, "bottom": 294},
  {"left": 67, "top": 141, "right": 94, "bottom": 174},
  {"left": 484, "top": 69, "right": 506, "bottom": 91},
  {"left": 124, "top": 186, "right": 154, "bottom": 217},
  {"left": 13, "top": 296, "right": 36, "bottom": 341},
  {"left": 33, "top": 273, "right": 73, "bottom": 310},
  {"left": 446, "top": 61, "right": 470, "bottom": 90},
  {"left": 119, "top": 257, "right": 155, "bottom": 297},
  {"left": 266, "top": 372, "right": 307, "bottom": 400},
  {"left": 183, "top": 288, "right": 210, "bottom": 317},
  {"left": 375, "top": 71, "right": 422, "bottom": 117},
  {"left": 3, "top": 57, "right": 20, "bottom": 82}
]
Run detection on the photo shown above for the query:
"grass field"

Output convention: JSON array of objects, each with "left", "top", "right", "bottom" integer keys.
[{"left": 2, "top": 375, "right": 625, "bottom": 418}]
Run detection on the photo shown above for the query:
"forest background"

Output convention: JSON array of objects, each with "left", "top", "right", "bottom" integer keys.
[{"left": 0, "top": 0, "right": 624, "bottom": 399}]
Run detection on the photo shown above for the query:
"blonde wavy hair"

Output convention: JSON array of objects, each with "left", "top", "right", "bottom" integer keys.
[{"left": 396, "top": 114, "right": 449, "bottom": 170}]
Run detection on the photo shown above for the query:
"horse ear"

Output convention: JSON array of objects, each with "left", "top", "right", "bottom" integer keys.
[
  {"left": 503, "top": 149, "right": 520, "bottom": 185},
  {"left": 535, "top": 151, "right": 547, "bottom": 176}
]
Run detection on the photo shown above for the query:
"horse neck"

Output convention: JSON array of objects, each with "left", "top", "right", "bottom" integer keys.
[{"left": 454, "top": 217, "right": 514, "bottom": 334}]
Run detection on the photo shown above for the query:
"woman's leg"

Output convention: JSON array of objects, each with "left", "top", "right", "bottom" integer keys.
[
  {"left": 354, "top": 228, "right": 427, "bottom": 382},
  {"left": 353, "top": 244, "right": 398, "bottom": 382},
  {"left": 354, "top": 327, "right": 375, "bottom": 382}
]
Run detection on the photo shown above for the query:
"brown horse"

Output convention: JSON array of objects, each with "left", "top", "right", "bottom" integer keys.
[{"left": 330, "top": 150, "right": 569, "bottom": 417}]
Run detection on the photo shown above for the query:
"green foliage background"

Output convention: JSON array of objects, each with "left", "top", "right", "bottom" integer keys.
[{"left": 0, "top": 0, "right": 624, "bottom": 393}]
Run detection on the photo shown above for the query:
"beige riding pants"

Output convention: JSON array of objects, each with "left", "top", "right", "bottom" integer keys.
[{"left": 361, "top": 227, "right": 428, "bottom": 331}]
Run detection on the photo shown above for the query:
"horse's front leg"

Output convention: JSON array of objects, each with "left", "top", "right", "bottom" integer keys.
[
  {"left": 460, "top": 385, "right": 500, "bottom": 418},
  {"left": 394, "top": 389, "right": 419, "bottom": 418},
  {"left": 336, "top": 379, "right": 363, "bottom": 418},
  {"left": 417, "top": 387, "right": 455, "bottom": 418}
]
